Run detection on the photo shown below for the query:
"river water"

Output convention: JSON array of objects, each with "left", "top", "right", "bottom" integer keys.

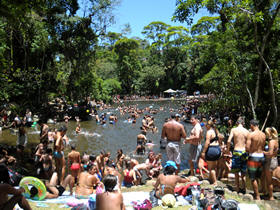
[{"left": 0, "top": 100, "right": 195, "bottom": 169}]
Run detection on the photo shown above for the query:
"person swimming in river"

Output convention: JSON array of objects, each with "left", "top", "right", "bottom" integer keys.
[
  {"left": 134, "top": 129, "right": 147, "bottom": 155},
  {"left": 109, "top": 114, "right": 117, "bottom": 124},
  {"left": 75, "top": 124, "right": 81, "bottom": 134}
]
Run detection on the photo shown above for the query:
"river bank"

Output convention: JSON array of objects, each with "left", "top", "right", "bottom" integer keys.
[{"left": 26, "top": 169, "right": 280, "bottom": 210}]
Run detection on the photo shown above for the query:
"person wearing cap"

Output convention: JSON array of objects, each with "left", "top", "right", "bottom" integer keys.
[
  {"left": 161, "top": 114, "right": 187, "bottom": 174},
  {"left": 184, "top": 115, "right": 203, "bottom": 176},
  {"left": 153, "top": 161, "right": 189, "bottom": 199}
]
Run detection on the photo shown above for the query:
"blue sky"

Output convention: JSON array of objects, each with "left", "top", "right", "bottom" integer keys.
[{"left": 107, "top": 0, "right": 208, "bottom": 38}]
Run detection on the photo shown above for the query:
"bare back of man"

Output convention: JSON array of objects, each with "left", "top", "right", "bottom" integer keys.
[
  {"left": 230, "top": 126, "right": 249, "bottom": 151},
  {"left": 247, "top": 130, "right": 266, "bottom": 154},
  {"left": 227, "top": 121, "right": 249, "bottom": 193},
  {"left": 68, "top": 148, "right": 81, "bottom": 179},
  {"left": 161, "top": 117, "right": 186, "bottom": 173},
  {"left": 161, "top": 120, "right": 186, "bottom": 142},
  {"left": 246, "top": 120, "right": 266, "bottom": 200}
]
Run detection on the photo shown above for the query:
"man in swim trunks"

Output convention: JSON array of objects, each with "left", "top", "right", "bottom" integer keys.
[
  {"left": 75, "top": 163, "right": 102, "bottom": 198},
  {"left": 68, "top": 144, "right": 81, "bottom": 182},
  {"left": 53, "top": 125, "right": 67, "bottom": 185},
  {"left": 246, "top": 119, "right": 266, "bottom": 200},
  {"left": 162, "top": 114, "right": 187, "bottom": 174},
  {"left": 135, "top": 129, "right": 147, "bottom": 155},
  {"left": 227, "top": 117, "right": 249, "bottom": 193},
  {"left": 184, "top": 115, "right": 202, "bottom": 176}
]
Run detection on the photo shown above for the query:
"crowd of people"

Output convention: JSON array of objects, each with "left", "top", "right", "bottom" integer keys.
[
  {"left": 0, "top": 99, "right": 279, "bottom": 210},
  {"left": 161, "top": 114, "right": 280, "bottom": 201}
]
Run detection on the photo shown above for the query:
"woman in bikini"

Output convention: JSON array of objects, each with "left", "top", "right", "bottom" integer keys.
[
  {"left": 40, "top": 148, "right": 53, "bottom": 179},
  {"left": 264, "top": 127, "right": 279, "bottom": 200},
  {"left": 201, "top": 120, "right": 221, "bottom": 185}
]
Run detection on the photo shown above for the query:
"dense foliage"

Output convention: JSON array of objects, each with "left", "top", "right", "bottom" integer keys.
[{"left": 0, "top": 0, "right": 279, "bottom": 127}]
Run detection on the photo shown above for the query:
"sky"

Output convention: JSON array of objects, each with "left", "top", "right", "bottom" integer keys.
[{"left": 107, "top": 0, "right": 208, "bottom": 39}]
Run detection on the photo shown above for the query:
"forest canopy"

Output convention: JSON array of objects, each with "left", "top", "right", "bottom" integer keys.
[{"left": 0, "top": 0, "right": 279, "bottom": 127}]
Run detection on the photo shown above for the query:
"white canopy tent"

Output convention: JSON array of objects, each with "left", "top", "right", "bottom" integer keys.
[{"left": 164, "top": 88, "right": 176, "bottom": 93}]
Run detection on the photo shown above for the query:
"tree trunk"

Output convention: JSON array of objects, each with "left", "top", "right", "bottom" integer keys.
[
  {"left": 253, "top": 60, "right": 262, "bottom": 108},
  {"left": 246, "top": 85, "right": 256, "bottom": 120},
  {"left": 257, "top": 51, "right": 278, "bottom": 125}
]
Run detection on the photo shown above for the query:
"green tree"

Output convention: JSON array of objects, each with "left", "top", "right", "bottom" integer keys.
[{"left": 114, "top": 38, "right": 142, "bottom": 94}]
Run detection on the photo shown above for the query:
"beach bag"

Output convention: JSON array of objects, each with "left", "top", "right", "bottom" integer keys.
[
  {"left": 132, "top": 199, "right": 152, "bottom": 210},
  {"left": 174, "top": 183, "right": 200, "bottom": 196}
]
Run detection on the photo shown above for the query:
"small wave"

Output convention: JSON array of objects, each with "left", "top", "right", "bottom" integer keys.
[
  {"left": 28, "top": 131, "right": 40, "bottom": 135},
  {"left": 80, "top": 131, "right": 101, "bottom": 137}
]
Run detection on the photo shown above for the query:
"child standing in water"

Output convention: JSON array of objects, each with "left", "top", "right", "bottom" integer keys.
[{"left": 76, "top": 124, "right": 81, "bottom": 134}]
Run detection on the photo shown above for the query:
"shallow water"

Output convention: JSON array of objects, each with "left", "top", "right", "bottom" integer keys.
[{"left": 0, "top": 100, "right": 194, "bottom": 169}]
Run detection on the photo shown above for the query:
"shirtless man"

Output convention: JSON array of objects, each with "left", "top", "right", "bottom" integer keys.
[
  {"left": 135, "top": 130, "right": 147, "bottom": 155},
  {"left": 96, "top": 151, "right": 105, "bottom": 176},
  {"left": 53, "top": 125, "right": 67, "bottom": 185},
  {"left": 96, "top": 175, "right": 125, "bottom": 210},
  {"left": 75, "top": 164, "right": 102, "bottom": 198},
  {"left": 38, "top": 120, "right": 49, "bottom": 143},
  {"left": 68, "top": 144, "right": 81, "bottom": 182},
  {"left": 184, "top": 115, "right": 202, "bottom": 176},
  {"left": 153, "top": 161, "right": 189, "bottom": 199},
  {"left": 75, "top": 124, "right": 81, "bottom": 134},
  {"left": 246, "top": 119, "right": 266, "bottom": 200},
  {"left": 142, "top": 115, "right": 149, "bottom": 131},
  {"left": 162, "top": 114, "right": 187, "bottom": 173},
  {"left": 227, "top": 117, "right": 249, "bottom": 193}
]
